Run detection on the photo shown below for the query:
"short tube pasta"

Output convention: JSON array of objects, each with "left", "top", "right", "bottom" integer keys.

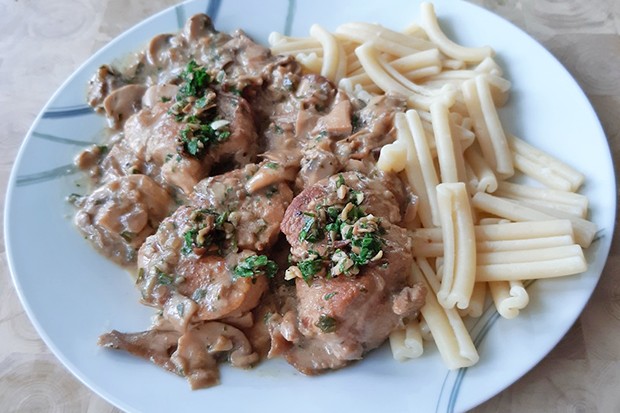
[
  {"left": 420, "top": 2, "right": 493, "bottom": 62},
  {"left": 475, "top": 75, "right": 513, "bottom": 178},
  {"left": 476, "top": 255, "right": 587, "bottom": 282},
  {"left": 489, "top": 280, "right": 529, "bottom": 319},
  {"left": 471, "top": 192, "right": 596, "bottom": 247},
  {"left": 436, "top": 183, "right": 476, "bottom": 310},
  {"left": 411, "top": 262, "right": 479, "bottom": 369},
  {"left": 310, "top": 24, "right": 347, "bottom": 82},
  {"left": 431, "top": 102, "right": 466, "bottom": 184},
  {"left": 464, "top": 143, "right": 498, "bottom": 193},
  {"left": 508, "top": 134, "right": 585, "bottom": 191},
  {"left": 389, "top": 319, "right": 424, "bottom": 361}
]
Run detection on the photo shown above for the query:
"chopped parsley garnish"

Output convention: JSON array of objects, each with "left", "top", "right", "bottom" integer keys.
[
  {"left": 233, "top": 255, "right": 278, "bottom": 279},
  {"left": 266, "top": 162, "right": 279, "bottom": 169},
  {"left": 316, "top": 315, "right": 337, "bottom": 333},
  {"left": 297, "top": 256, "right": 323, "bottom": 283},
  {"left": 350, "top": 232, "right": 383, "bottom": 266},
  {"left": 176, "top": 303, "right": 185, "bottom": 317},
  {"left": 351, "top": 114, "right": 361, "bottom": 131},
  {"left": 120, "top": 231, "right": 136, "bottom": 242},
  {"left": 182, "top": 228, "right": 199, "bottom": 255},
  {"left": 292, "top": 182, "right": 385, "bottom": 280},
  {"left": 156, "top": 269, "right": 174, "bottom": 286},
  {"left": 265, "top": 186, "right": 278, "bottom": 199},
  {"left": 192, "top": 288, "right": 207, "bottom": 302},
  {"left": 299, "top": 212, "right": 322, "bottom": 243},
  {"left": 181, "top": 210, "right": 231, "bottom": 256},
  {"left": 97, "top": 144, "right": 109, "bottom": 155},
  {"left": 169, "top": 60, "right": 231, "bottom": 159},
  {"left": 336, "top": 174, "right": 345, "bottom": 188},
  {"left": 324, "top": 292, "right": 338, "bottom": 301},
  {"left": 178, "top": 60, "right": 211, "bottom": 99},
  {"left": 178, "top": 122, "right": 231, "bottom": 158}
]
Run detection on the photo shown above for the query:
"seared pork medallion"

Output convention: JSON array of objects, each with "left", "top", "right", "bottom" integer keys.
[
  {"left": 270, "top": 172, "right": 425, "bottom": 373},
  {"left": 73, "top": 175, "right": 173, "bottom": 265},
  {"left": 99, "top": 164, "right": 291, "bottom": 388},
  {"left": 76, "top": 13, "right": 426, "bottom": 388}
]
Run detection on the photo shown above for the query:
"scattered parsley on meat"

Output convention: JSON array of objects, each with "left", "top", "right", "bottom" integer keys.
[{"left": 233, "top": 255, "right": 278, "bottom": 279}]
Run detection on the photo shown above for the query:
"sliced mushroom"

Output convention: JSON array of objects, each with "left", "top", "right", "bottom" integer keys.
[
  {"left": 141, "top": 84, "right": 179, "bottom": 108},
  {"left": 98, "top": 329, "right": 181, "bottom": 374},
  {"left": 146, "top": 34, "right": 174, "bottom": 67},
  {"left": 245, "top": 161, "right": 297, "bottom": 193},
  {"left": 171, "top": 322, "right": 259, "bottom": 389},
  {"left": 87, "top": 64, "right": 124, "bottom": 110},
  {"left": 99, "top": 321, "right": 258, "bottom": 390},
  {"left": 102, "top": 84, "right": 147, "bottom": 129},
  {"left": 182, "top": 14, "right": 216, "bottom": 42}
]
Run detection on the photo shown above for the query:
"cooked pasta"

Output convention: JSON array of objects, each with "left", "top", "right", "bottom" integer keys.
[{"left": 267, "top": 0, "right": 595, "bottom": 371}]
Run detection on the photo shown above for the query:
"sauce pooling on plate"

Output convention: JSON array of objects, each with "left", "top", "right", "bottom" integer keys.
[{"left": 73, "top": 14, "right": 424, "bottom": 388}]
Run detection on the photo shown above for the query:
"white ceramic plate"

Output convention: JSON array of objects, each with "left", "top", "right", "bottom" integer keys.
[{"left": 5, "top": 1, "right": 615, "bottom": 412}]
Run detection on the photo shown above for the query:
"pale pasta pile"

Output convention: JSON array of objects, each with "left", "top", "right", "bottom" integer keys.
[{"left": 269, "top": 2, "right": 595, "bottom": 370}]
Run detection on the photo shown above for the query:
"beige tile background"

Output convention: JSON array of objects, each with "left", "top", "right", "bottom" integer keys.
[{"left": 1, "top": 1, "right": 618, "bottom": 411}]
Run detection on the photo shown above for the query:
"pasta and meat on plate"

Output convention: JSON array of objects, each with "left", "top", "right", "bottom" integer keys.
[{"left": 71, "top": 2, "right": 595, "bottom": 388}]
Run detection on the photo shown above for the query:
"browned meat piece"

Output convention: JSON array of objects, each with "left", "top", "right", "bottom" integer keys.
[
  {"left": 105, "top": 101, "right": 198, "bottom": 191},
  {"left": 208, "top": 93, "right": 257, "bottom": 167},
  {"left": 137, "top": 164, "right": 293, "bottom": 324},
  {"left": 270, "top": 171, "right": 426, "bottom": 374},
  {"left": 136, "top": 206, "right": 269, "bottom": 322},
  {"left": 74, "top": 175, "right": 173, "bottom": 265},
  {"left": 103, "top": 91, "right": 258, "bottom": 194},
  {"left": 192, "top": 162, "right": 293, "bottom": 252},
  {"left": 282, "top": 172, "right": 404, "bottom": 259},
  {"left": 99, "top": 321, "right": 258, "bottom": 389},
  {"left": 176, "top": 253, "right": 268, "bottom": 320}
]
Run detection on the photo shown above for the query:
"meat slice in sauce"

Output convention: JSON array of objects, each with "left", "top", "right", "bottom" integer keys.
[
  {"left": 270, "top": 172, "right": 426, "bottom": 374},
  {"left": 100, "top": 90, "right": 258, "bottom": 195},
  {"left": 192, "top": 162, "right": 294, "bottom": 252},
  {"left": 83, "top": 12, "right": 428, "bottom": 387},
  {"left": 99, "top": 320, "right": 258, "bottom": 389},
  {"left": 137, "top": 163, "right": 293, "bottom": 324},
  {"left": 74, "top": 175, "right": 173, "bottom": 265},
  {"left": 136, "top": 206, "right": 269, "bottom": 322}
]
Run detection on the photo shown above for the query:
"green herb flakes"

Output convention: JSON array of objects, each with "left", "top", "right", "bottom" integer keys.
[
  {"left": 233, "top": 255, "right": 278, "bottom": 279},
  {"left": 298, "top": 212, "right": 322, "bottom": 243},
  {"left": 316, "top": 315, "right": 337, "bottom": 333}
]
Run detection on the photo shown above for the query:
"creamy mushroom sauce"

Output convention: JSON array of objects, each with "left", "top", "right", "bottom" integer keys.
[{"left": 73, "top": 14, "right": 426, "bottom": 388}]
